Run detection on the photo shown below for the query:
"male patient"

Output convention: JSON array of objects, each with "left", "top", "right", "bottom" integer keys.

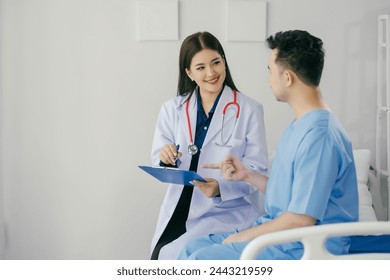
[{"left": 179, "top": 30, "right": 359, "bottom": 260}]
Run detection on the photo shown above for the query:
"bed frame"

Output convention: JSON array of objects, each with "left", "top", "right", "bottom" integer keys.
[{"left": 240, "top": 222, "right": 390, "bottom": 260}]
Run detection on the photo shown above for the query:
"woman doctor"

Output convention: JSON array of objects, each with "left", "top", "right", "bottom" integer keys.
[{"left": 150, "top": 31, "right": 268, "bottom": 260}]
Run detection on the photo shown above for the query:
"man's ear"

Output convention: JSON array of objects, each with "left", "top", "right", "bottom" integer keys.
[{"left": 284, "top": 70, "right": 294, "bottom": 87}]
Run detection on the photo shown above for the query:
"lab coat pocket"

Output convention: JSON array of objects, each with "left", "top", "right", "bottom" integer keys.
[{"left": 212, "top": 138, "right": 245, "bottom": 158}]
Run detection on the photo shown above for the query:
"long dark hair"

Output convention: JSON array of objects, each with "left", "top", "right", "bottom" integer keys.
[{"left": 177, "top": 32, "right": 238, "bottom": 97}]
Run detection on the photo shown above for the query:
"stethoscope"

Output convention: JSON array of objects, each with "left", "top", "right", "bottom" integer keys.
[{"left": 185, "top": 90, "right": 240, "bottom": 155}]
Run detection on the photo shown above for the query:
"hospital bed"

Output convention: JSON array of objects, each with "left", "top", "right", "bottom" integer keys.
[{"left": 240, "top": 149, "right": 390, "bottom": 260}]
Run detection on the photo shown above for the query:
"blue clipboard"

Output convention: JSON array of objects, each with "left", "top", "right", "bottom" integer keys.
[{"left": 138, "top": 165, "right": 206, "bottom": 186}]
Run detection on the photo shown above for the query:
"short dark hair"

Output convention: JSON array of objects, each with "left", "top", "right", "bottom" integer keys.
[
  {"left": 266, "top": 30, "right": 325, "bottom": 86},
  {"left": 177, "top": 32, "right": 238, "bottom": 96}
]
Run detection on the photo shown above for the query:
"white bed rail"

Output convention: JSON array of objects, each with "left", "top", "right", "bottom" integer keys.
[{"left": 240, "top": 221, "right": 390, "bottom": 260}]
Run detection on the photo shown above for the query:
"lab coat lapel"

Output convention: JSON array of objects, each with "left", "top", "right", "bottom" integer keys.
[{"left": 202, "top": 87, "right": 236, "bottom": 147}]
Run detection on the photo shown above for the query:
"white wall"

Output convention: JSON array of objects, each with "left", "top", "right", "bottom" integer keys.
[{"left": 0, "top": 0, "right": 389, "bottom": 259}]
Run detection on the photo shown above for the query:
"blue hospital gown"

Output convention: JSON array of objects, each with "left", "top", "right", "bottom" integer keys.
[{"left": 178, "top": 110, "right": 359, "bottom": 260}]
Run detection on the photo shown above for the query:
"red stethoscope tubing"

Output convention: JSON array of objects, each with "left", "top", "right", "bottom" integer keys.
[
  {"left": 185, "top": 98, "right": 194, "bottom": 146},
  {"left": 185, "top": 90, "right": 239, "bottom": 146},
  {"left": 223, "top": 90, "right": 240, "bottom": 118}
]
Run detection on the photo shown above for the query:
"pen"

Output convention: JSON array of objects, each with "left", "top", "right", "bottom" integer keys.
[
  {"left": 174, "top": 144, "right": 181, "bottom": 167},
  {"left": 173, "top": 144, "right": 180, "bottom": 159}
]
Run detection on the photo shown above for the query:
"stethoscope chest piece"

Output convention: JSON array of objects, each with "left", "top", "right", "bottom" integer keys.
[{"left": 188, "top": 144, "right": 198, "bottom": 155}]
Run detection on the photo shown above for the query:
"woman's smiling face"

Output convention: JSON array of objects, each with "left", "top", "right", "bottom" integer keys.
[{"left": 185, "top": 48, "right": 226, "bottom": 96}]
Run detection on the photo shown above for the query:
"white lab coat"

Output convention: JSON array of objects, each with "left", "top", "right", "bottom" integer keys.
[{"left": 150, "top": 86, "right": 268, "bottom": 259}]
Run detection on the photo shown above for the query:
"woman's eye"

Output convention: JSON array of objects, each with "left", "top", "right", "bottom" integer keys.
[{"left": 196, "top": 66, "right": 204, "bottom": 71}]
